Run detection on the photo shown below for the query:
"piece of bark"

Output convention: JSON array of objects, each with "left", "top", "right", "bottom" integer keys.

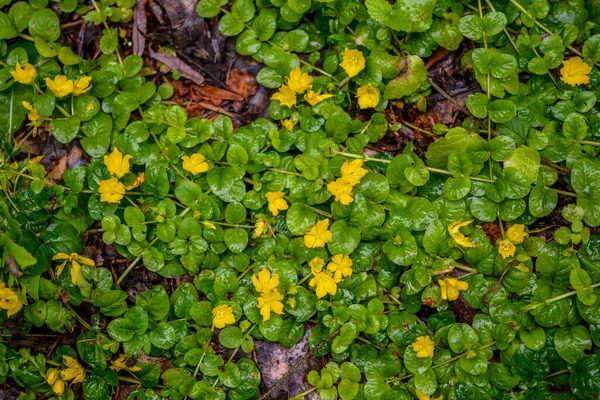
[
  {"left": 254, "top": 330, "right": 320, "bottom": 400},
  {"left": 149, "top": 48, "right": 205, "bottom": 85},
  {"left": 133, "top": 0, "right": 148, "bottom": 56}
]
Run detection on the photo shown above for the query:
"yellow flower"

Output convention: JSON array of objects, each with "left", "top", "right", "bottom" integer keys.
[
  {"left": 287, "top": 297, "right": 296, "bottom": 309},
  {"left": 202, "top": 221, "right": 217, "bottom": 230},
  {"left": 52, "top": 380, "right": 65, "bottom": 395},
  {"left": 61, "top": 356, "right": 85, "bottom": 384},
  {"left": 0, "top": 287, "right": 23, "bottom": 317},
  {"left": 412, "top": 336, "right": 435, "bottom": 358},
  {"left": 47, "top": 368, "right": 60, "bottom": 385},
  {"left": 560, "top": 57, "right": 592, "bottom": 86},
  {"left": 271, "top": 84, "right": 297, "bottom": 108},
  {"left": 22, "top": 101, "right": 42, "bottom": 135},
  {"left": 104, "top": 147, "right": 132, "bottom": 178},
  {"left": 265, "top": 191, "right": 288, "bottom": 216},
  {"left": 45, "top": 75, "right": 74, "bottom": 97},
  {"left": 340, "top": 159, "right": 368, "bottom": 186},
  {"left": 448, "top": 220, "right": 476, "bottom": 248},
  {"left": 286, "top": 66, "right": 312, "bottom": 93},
  {"left": 356, "top": 83, "right": 380, "bottom": 109},
  {"left": 309, "top": 257, "right": 325, "bottom": 274},
  {"left": 438, "top": 277, "right": 469, "bottom": 301},
  {"left": 52, "top": 253, "right": 95, "bottom": 285},
  {"left": 26, "top": 155, "right": 45, "bottom": 171},
  {"left": 304, "top": 89, "right": 334, "bottom": 106},
  {"left": 252, "top": 216, "right": 269, "bottom": 239},
  {"left": 110, "top": 354, "right": 141, "bottom": 372},
  {"left": 498, "top": 238, "right": 516, "bottom": 259},
  {"left": 282, "top": 119, "right": 295, "bottom": 131},
  {"left": 10, "top": 62, "right": 36, "bottom": 84},
  {"left": 72, "top": 76, "right": 92, "bottom": 95},
  {"left": 416, "top": 389, "right": 443, "bottom": 400},
  {"left": 309, "top": 272, "right": 337, "bottom": 298},
  {"left": 124, "top": 172, "right": 145, "bottom": 190},
  {"left": 182, "top": 153, "right": 209, "bottom": 175},
  {"left": 257, "top": 289, "right": 284, "bottom": 321},
  {"left": 304, "top": 219, "right": 333, "bottom": 248},
  {"left": 327, "top": 254, "right": 353, "bottom": 282},
  {"left": 98, "top": 178, "right": 126, "bottom": 203},
  {"left": 506, "top": 224, "right": 527, "bottom": 244},
  {"left": 340, "top": 48, "right": 365, "bottom": 78},
  {"left": 212, "top": 304, "right": 235, "bottom": 329},
  {"left": 252, "top": 268, "right": 280, "bottom": 294},
  {"left": 327, "top": 178, "right": 354, "bottom": 205}
]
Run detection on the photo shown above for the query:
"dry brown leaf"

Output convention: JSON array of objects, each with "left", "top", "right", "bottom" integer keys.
[
  {"left": 227, "top": 68, "right": 258, "bottom": 98},
  {"left": 193, "top": 84, "right": 244, "bottom": 103},
  {"left": 46, "top": 156, "right": 68, "bottom": 182}
]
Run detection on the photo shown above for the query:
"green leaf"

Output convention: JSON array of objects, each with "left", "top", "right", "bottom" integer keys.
[
  {"left": 29, "top": 9, "right": 60, "bottom": 42},
  {"left": 52, "top": 116, "right": 81, "bottom": 144},
  {"left": 286, "top": 203, "right": 316, "bottom": 236},
  {"left": 366, "top": 0, "right": 436, "bottom": 33},
  {"left": 384, "top": 56, "right": 428, "bottom": 100},
  {"left": 218, "top": 326, "right": 243, "bottom": 349},
  {"left": 554, "top": 326, "right": 592, "bottom": 364}
]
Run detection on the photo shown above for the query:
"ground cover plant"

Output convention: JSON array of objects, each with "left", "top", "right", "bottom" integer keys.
[{"left": 1, "top": 0, "right": 600, "bottom": 398}]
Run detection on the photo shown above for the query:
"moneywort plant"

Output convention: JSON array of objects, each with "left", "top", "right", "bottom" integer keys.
[{"left": 1, "top": 0, "right": 600, "bottom": 398}]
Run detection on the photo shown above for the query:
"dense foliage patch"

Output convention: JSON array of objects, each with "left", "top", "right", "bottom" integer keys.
[{"left": 2, "top": 0, "right": 600, "bottom": 399}]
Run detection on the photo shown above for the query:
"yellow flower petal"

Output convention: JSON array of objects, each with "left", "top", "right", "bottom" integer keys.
[
  {"left": 304, "top": 89, "right": 334, "bottom": 106},
  {"left": 45, "top": 75, "right": 74, "bottom": 97},
  {"left": 438, "top": 277, "right": 469, "bottom": 301},
  {"left": 411, "top": 336, "right": 435, "bottom": 358},
  {"left": 560, "top": 57, "right": 592, "bottom": 86},
  {"left": 104, "top": 147, "right": 132, "bottom": 178},
  {"left": 256, "top": 290, "right": 284, "bottom": 321},
  {"left": 98, "top": 177, "right": 126, "bottom": 203},
  {"left": 265, "top": 191, "right": 288, "bottom": 216},
  {"left": 327, "top": 254, "right": 353, "bottom": 282},
  {"left": 309, "top": 272, "right": 337, "bottom": 298},
  {"left": 448, "top": 220, "right": 476, "bottom": 248},
  {"left": 340, "top": 159, "right": 368, "bottom": 186},
  {"left": 271, "top": 84, "right": 297, "bottom": 108},
  {"left": 252, "top": 268, "right": 280, "bottom": 294},
  {"left": 356, "top": 83, "right": 380, "bottom": 109},
  {"left": 72, "top": 76, "right": 92, "bottom": 95},
  {"left": 506, "top": 224, "right": 527, "bottom": 244},
  {"left": 182, "top": 153, "right": 209, "bottom": 175},
  {"left": 212, "top": 304, "right": 235, "bottom": 329},
  {"left": 498, "top": 238, "right": 516, "bottom": 259},
  {"left": 10, "top": 63, "right": 36, "bottom": 84},
  {"left": 304, "top": 219, "right": 333, "bottom": 248},
  {"left": 327, "top": 178, "right": 354, "bottom": 205},
  {"left": 340, "top": 48, "right": 365, "bottom": 78},
  {"left": 286, "top": 66, "right": 312, "bottom": 93}
]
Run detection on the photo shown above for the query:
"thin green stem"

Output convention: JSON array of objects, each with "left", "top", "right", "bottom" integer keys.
[
  {"left": 578, "top": 140, "right": 600, "bottom": 146},
  {"left": 269, "top": 168, "right": 304, "bottom": 178},
  {"left": 64, "top": 303, "right": 93, "bottom": 330},
  {"left": 546, "top": 187, "right": 577, "bottom": 197},
  {"left": 117, "top": 207, "right": 191, "bottom": 284},
  {"left": 386, "top": 341, "right": 497, "bottom": 383},
  {"left": 545, "top": 368, "right": 569, "bottom": 379},
  {"left": 508, "top": 0, "right": 600, "bottom": 69},
  {"left": 401, "top": 120, "right": 436, "bottom": 137},
  {"left": 334, "top": 151, "right": 495, "bottom": 183},
  {"left": 522, "top": 282, "right": 600, "bottom": 312},
  {"left": 91, "top": 0, "right": 123, "bottom": 64},
  {"left": 291, "top": 387, "right": 317, "bottom": 399}
]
